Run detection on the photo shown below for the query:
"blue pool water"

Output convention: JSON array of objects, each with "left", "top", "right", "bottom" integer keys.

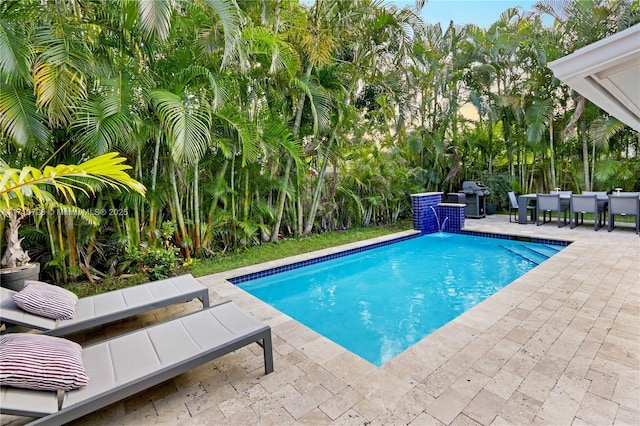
[{"left": 238, "top": 233, "right": 565, "bottom": 366}]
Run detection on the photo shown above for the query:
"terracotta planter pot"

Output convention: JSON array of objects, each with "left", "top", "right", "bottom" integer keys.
[{"left": 0, "top": 263, "right": 40, "bottom": 291}]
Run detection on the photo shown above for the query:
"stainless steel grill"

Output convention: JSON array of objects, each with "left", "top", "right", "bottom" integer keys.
[{"left": 461, "top": 181, "right": 490, "bottom": 218}]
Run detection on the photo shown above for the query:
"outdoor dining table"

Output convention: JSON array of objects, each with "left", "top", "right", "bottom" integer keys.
[{"left": 517, "top": 193, "right": 609, "bottom": 225}]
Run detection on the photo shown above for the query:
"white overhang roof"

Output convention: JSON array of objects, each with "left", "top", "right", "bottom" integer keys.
[{"left": 547, "top": 24, "right": 640, "bottom": 132}]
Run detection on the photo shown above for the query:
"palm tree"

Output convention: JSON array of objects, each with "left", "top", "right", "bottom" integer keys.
[
  {"left": 1, "top": 153, "right": 145, "bottom": 269},
  {"left": 300, "top": 0, "right": 423, "bottom": 236},
  {"left": 535, "top": 0, "right": 640, "bottom": 191},
  {"left": 0, "top": 1, "right": 51, "bottom": 156}
]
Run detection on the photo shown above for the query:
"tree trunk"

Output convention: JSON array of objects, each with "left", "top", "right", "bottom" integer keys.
[
  {"left": 148, "top": 133, "right": 162, "bottom": 246},
  {"left": 170, "top": 161, "right": 191, "bottom": 259},
  {"left": 56, "top": 213, "right": 67, "bottom": 281},
  {"left": 207, "top": 160, "right": 229, "bottom": 221},
  {"left": 549, "top": 120, "right": 557, "bottom": 190},
  {"left": 303, "top": 134, "right": 334, "bottom": 236},
  {"left": 303, "top": 77, "right": 357, "bottom": 236},
  {"left": 296, "top": 168, "right": 304, "bottom": 237},
  {"left": 106, "top": 193, "right": 122, "bottom": 236},
  {"left": 64, "top": 213, "right": 77, "bottom": 279},
  {"left": 581, "top": 119, "right": 590, "bottom": 191},
  {"left": 135, "top": 147, "right": 144, "bottom": 241},
  {"left": 272, "top": 0, "right": 281, "bottom": 30},
  {"left": 230, "top": 155, "right": 237, "bottom": 249},
  {"left": 243, "top": 167, "right": 250, "bottom": 222},
  {"left": 85, "top": 194, "right": 103, "bottom": 265},
  {"left": 193, "top": 163, "right": 201, "bottom": 255},
  {"left": 443, "top": 92, "right": 460, "bottom": 185},
  {"left": 271, "top": 157, "right": 292, "bottom": 242},
  {"left": 591, "top": 134, "right": 596, "bottom": 191},
  {"left": 45, "top": 215, "right": 62, "bottom": 282},
  {"left": 271, "top": 64, "right": 313, "bottom": 241}
]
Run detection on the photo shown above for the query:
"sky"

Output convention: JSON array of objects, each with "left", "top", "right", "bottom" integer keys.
[{"left": 389, "top": 0, "right": 543, "bottom": 28}]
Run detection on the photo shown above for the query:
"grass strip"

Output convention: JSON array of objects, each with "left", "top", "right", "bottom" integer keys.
[
  {"left": 191, "top": 221, "right": 413, "bottom": 276},
  {"left": 67, "top": 221, "right": 413, "bottom": 297}
]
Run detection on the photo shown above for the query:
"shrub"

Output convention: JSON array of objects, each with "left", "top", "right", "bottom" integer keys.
[
  {"left": 126, "top": 221, "right": 182, "bottom": 281},
  {"left": 127, "top": 246, "right": 180, "bottom": 281},
  {"left": 482, "top": 172, "right": 516, "bottom": 211}
]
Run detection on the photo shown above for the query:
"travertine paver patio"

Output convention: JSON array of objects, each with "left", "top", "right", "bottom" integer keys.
[{"left": 2, "top": 214, "right": 639, "bottom": 425}]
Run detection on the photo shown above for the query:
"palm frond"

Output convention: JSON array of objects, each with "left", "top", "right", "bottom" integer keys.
[
  {"left": 50, "top": 204, "right": 100, "bottom": 227},
  {"left": 526, "top": 97, "right": 554, "bottom": 143},
  {"left": 291, "top": 76, "right": 332, "bottom": 136},
  {"left": 0, "top": 152, "right": 145, "bottom": 212},
  {"left": 151, "top": 89, "right": 212, "bottom": 165},
  {"left": 31, "top": 23, "right": 93, "bottom": 127},
  {"left": 593, "top": 157, "right": 620, "bottom": 184},
  {"left": 33, "top": 60, "right": 88, "bottom": 127},
  {"left": 533, "top": 1, "right": 567, "bottom": 22},
  {"left": 0, "top": 18, "right": 30, "bottom": 84},
  {"left": 243, "top": 26, "right": 301, "bottom": 78},
  {"left": 213, "top": 107, "right": 259, "bottom": 166},
  {"left": 589, "top": 116, "right": 625, "bottom": 152},
  {"left": 0, "top": 81, "right": 51, "bottom": 150},
  {"left": 173, "top": 65, "right": 228, "bottom": 110},
  {"left": 138, "top": 0, "right": 174, "bottom": 41},
  {"left": 72, "top": 97, "right": 134, "bottom": 156},
  {"left": 73, "top": 75, "right": 139, "bottom": 155},
  {"left": 263, "top": 118, "right": 306, "bottom": 170},
  {"left": 198, "top": 0, "right": 242, "bottom": 68},
  {"left": 288, "top": 7, "right": 336, "bottom": 68}
]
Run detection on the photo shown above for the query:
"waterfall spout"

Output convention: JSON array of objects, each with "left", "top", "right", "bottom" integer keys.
[
  {"left": 440, "top": 216, "right": 449, "bottom": 232},
  {"left": 429, "top": 206, "right": 449, "bottom": 233},
  {"left": 429, "top": 206, "right": 440, "bottom": 231}
]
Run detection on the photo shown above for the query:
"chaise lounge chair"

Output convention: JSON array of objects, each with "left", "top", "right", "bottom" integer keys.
[
  {"left": 0, "top": 301, "right": 274, "bottom": 425},
  {"left": 0, "top": 274, "right": 210, "bottom": 336}
]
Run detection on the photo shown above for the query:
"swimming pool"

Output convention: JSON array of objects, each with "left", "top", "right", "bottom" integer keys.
[{"left": 235, "top": 233, "right": 566, "bottom": 366}]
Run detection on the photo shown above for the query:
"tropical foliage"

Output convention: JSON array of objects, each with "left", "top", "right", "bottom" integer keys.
[
  {"left": 0, "top": 153, "right": 145, "bottom": 270},
  {"left": 1, "top": 0, "right": 638, "bottom": 283}
]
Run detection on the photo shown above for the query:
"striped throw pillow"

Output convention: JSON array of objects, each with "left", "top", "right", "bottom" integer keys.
[
  {"left": 13, "top": 280, "right": 78, "bottom": 320},
  {"left": 0, "top": 334, "right": 89, "bottom": 391}
]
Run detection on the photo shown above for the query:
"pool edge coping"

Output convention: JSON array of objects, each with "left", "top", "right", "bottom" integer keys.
[{"left": 227, "top": 229, "right": 572, "bottom": 285}]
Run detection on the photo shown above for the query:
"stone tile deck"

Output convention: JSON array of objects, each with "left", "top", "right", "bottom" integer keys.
[{"left": 2, "top": 215, "right": 639, "bottom": 425}]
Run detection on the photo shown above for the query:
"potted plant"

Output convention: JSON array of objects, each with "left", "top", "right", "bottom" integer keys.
[
  {"left": 0, "top": 210, "right": 41, "bottom": 290},
  {"left": 481, "top": 172, "right": 513, "bottom": 215},
  {"left": 1, "top": 153, "right": 145, "bottom": 290},
  {"left": 486, "top": 196, "right": 497, "bottom": 215}
]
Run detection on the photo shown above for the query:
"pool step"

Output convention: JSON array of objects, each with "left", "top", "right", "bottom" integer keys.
[
  {"left": 520, "top": 244, "right": 558, "bottom": 259},
  {"left": 500, "top": 244, "right": 550, "bottom": 265},
  {"left": 544, "top": 244, "right": 561, "bottom": 251}
]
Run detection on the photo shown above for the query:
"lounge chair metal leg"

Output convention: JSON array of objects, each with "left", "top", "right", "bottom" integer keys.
[
  {"left": 261, "top": 332, "right": 274, "bottom": 374},
  {"left": 200, "top": 291, "right": 210, "bottom": 308}
]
